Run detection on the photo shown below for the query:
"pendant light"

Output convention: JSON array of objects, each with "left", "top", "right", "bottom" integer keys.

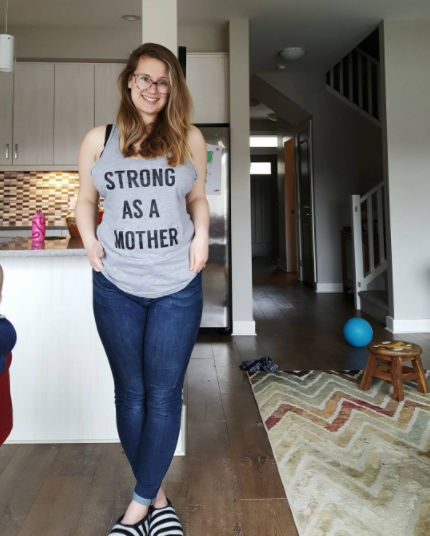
[{"left": 0, "top": 0, "right": 15, "bottom": 73}]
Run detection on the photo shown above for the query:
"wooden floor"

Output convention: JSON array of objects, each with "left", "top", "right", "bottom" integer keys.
[{"left": 1, "top": 261, "right": 429, "bottom": 535}]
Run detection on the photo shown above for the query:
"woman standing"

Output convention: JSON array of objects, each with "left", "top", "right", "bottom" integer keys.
[{"left": 76, "top": 42, "right": 209, "bottom": 536}]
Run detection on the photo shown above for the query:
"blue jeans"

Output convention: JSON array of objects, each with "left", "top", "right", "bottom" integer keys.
[{"left": 92, "top": 269, "right": 203, "bottom": 505}]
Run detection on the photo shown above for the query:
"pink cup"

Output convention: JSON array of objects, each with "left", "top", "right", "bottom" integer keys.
[{"left": 32, "top": 210, "right": 46, "bottom": 242}]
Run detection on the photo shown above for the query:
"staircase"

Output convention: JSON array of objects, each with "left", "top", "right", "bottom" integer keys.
[
  {"left": 326, "top": 46, "right": 381, "bottom": 126},
  {"left": 358, "top": 288, "right": 389, "bottom": 325},
  {"left": 351, "top": 182, "right": 388, "bottom": 324}
]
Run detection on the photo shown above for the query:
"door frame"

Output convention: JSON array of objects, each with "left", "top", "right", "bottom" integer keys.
[{"left": 294, "top": 118, "right": 318, "bottom": 287}]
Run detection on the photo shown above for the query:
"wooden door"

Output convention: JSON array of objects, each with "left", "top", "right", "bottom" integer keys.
[
  {"left": 296, "top": 127, "right": 315, "bottom": 286},
  {"left": 0, "top": 74, "right": 13, "bottom": 166},
  {"left": 13, "top": 63, "right": 55, "bottom": 165},
  {"left": 95, "top": 63, "right": 124, "bottom": 126},
  {"left": 251, "top": 155, "right": 279, "bottom": 259},
  {"left": 54, "top": 63, "right": 95, "bottom": 164}
]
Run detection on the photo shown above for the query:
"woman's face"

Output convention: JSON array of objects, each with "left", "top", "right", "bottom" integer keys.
[{"left": 128, "top": 56, "right": 170, "bottom": 119}]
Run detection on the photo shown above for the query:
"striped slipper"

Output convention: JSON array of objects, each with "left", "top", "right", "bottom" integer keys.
[
  {"left": 149, "top": 497, "right": 183, "bottom": 535},
  {"left": 108, "top": 509, "right": 150, "bottom": 536}
]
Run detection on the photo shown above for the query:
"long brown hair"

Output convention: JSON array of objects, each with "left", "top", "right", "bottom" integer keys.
[{"left": 116, "top": 43, "right": 195, "bottom": 167}]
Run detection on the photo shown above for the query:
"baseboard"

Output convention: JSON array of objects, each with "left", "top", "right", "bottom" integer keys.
[
  {"left": 232, "top": 320, "right": 257, "bottom": 336},
  {"left": 315, "top": 283, "right": 344, "bottom": 293},
  {"left": 386, "top": 316, "right": 430, "bottom": 333}
]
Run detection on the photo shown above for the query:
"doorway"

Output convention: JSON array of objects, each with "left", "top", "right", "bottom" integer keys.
[{"left": 250, "top": 154, "right": 279, "bottom": 260}]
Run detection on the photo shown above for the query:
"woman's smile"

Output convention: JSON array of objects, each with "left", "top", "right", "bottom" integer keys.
[{"left": 141, "top": 94, "right": 159, "bottom": 103}]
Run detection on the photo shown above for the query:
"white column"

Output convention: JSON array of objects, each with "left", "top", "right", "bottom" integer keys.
[
  {"left": 229, "top": 19, "right": 255, "bottom": 336},
  {"left": 380, "top": 20, "right": 430, "bottom": 333},
  {"left": 142, "top": 0, "right": 177, "bottom": 56}
]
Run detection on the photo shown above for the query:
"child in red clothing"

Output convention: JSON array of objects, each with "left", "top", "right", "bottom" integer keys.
[{"left": 0, "top": 264, "right": 14, "bottom": 445}]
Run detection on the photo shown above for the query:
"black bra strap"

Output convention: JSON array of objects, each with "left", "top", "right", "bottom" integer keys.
[{"left": 104, "top": 124, "right": 113, "bottom": 147}]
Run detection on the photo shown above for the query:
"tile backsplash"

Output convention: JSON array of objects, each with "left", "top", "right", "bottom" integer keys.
[{"left": 0, "top": 171, "right": 102, "bottom": 227}]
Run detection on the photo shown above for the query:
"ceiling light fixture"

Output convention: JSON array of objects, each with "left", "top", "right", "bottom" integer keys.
[
  {"left": 279, "top": 47, "right": 306, "bottom": 61},
  {"left": 122, "top": 14, "right": 141, "bottom": 22},
  {"left": 267, "top": 113, "right": 277, "bottom": 122},
  {"left": 0, "top": 0, "right": 15, "bottom": 73},
  {"left": 275, "top": 64, "right": 287, "bottom": 71}
]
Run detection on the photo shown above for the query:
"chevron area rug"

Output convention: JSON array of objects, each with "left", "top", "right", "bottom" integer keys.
[{"left": 248, "top": 370, "right": 430, "bottom": 536}]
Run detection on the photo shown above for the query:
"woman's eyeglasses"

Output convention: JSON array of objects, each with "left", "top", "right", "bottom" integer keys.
[{"left": 132, "top": 74, "right": 171, "bottom": 95}]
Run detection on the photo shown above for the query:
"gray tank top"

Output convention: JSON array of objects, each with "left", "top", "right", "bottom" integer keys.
[{"left": 90, "top": 123, "right": 199, "bottom": 298}]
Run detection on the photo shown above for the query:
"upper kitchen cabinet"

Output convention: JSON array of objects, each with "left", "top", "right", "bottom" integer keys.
[
  {"left": 95, "top": 63, "right": 124, "bottom": 126},
  {"left": 54, "top": 64, "right": 95, "bottom": 165},
  {"left": 0, "top": 74, "right": 13, "bottom": 167},
  {"left": 13, "top": 63, "right": 55, "bottom": 165},
  {"left": 186, "top": 53, "right": 229, "bottom": 124}
]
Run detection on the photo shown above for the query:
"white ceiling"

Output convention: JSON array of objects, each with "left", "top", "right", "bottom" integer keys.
[
  {"left": 250, "top": 102, "right": 275, "bottom": 120},
  {"left": 2, "top": 0, "right": 430, "bottom": 77}
]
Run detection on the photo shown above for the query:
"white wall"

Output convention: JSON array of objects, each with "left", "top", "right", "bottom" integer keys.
[
  {"left": 10, "top": 24, "right": 228, "bottom": 59},
  {"left": 251, "top": 72, "right": 383, "bottom": 286},
  {"left": 380, "top": 20, "right": 430, "bottom": 332}
]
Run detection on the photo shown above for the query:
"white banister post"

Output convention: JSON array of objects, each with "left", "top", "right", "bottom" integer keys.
[{"left": 351, "top": 195, "right": 364, "bottom": 309}]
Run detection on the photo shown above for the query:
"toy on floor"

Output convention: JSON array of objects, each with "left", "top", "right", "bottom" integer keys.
[{"left": 343, "top": 317, "right": 373, "bottom": 348}]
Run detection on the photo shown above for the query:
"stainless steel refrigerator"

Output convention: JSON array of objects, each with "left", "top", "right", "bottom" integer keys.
[{"left": 194, "top": 124, "right": 231, "bottom": 333}]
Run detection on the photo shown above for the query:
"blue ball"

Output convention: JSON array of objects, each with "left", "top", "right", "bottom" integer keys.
[
  {"left": 0, "top": 316, "right": 17, "bottom": 356},
  {"left": 343, "top": 318, "right": 373, "bottom": 348},
  {"left": 0, "top": 355, "right": 6, "bottom": 375}
]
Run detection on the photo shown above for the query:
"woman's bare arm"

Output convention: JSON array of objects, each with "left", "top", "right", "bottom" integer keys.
[
  {"left": 186, "top": 125, "right": 209, "bottom": 272},
  {"left": 76, "top": 126, "right": 106, "bottom": 271}
]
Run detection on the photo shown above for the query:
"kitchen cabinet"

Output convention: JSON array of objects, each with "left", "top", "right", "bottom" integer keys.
[
  {"left": 0, "top": 74, "right": 13, "bottom": 166},
  {"left": 0, "top": 54, "right": 229, "bottom": 169},
  {"left": 186, "top": 53, "right": 229, "bottom": 123},
  {"left": 1, "top": 251, "right": 186, "bottom": 452},
  {"left": 95, "top": 63, "right": 124, "bottom": 126},
  {"left": 13, "top": 63, "right": 55, "bottom": 165},
  {"left": 54, "top": 64, "right": 95, "bottom": 165}
]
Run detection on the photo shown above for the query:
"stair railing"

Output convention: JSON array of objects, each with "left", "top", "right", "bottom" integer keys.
[
  {"left": 351, "top": 182, "right": 387, "bottom": 309},
  {"left": 327, "top": 47, "right": 381, "bottom": 125}
]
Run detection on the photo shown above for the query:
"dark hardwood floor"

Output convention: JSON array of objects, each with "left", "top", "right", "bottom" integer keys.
[{"left": 1, "top": 261, "right": 428, "bottom": 535}]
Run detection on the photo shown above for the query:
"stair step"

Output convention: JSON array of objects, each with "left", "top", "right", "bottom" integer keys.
[
  {"left": 358, "top": 290, "right": 388, "bottom": 325},
  {"left": 358, "top": 290, "right": 388, "bottom": 310}
]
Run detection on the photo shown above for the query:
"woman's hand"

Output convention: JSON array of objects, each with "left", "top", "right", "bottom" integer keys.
[
  {"left": 85, "top": 238, "right": 105, "bottom": 272},
  {"left": 189, "top": 233, "right": 209, "bottom": 273}
]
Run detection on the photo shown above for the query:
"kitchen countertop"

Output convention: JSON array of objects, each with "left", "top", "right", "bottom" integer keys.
[
  {"left": 0, "top": 226, "right": 68, "bottom": 231},
  {"left": 0, "top": 237, "right": 87, "bottom": 257}
]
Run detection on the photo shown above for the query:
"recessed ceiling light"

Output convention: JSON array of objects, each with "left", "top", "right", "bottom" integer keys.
[
  {"left": 279, "top": 47, "right": 306, "bottom": 61},
  {"left": 122, "top": 14, "right": 141, "bottom": 21},
  {"left": 275, "top": 64, "right": 287, "bottom": 71}
]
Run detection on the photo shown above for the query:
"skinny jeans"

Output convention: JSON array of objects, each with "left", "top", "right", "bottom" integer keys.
[{"left": 92, "top": 268, "right": 203, "bottom": 505}]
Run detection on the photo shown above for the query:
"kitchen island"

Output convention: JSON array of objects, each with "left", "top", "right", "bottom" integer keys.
[{"left": 0, "top": 237, "right": 186, "bottom": 452}]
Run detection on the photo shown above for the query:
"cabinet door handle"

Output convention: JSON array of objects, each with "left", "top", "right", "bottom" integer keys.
[
  {"left": 5, "top": 144, "right": 9, "bottom": 159},
  {"left": 14, "top": 144, "right": 18, "bottom": 159}
]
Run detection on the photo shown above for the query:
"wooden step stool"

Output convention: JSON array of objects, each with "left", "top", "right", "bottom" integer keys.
[{"left": 360, "top": 341, "right": 429, "bottom": 401}]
